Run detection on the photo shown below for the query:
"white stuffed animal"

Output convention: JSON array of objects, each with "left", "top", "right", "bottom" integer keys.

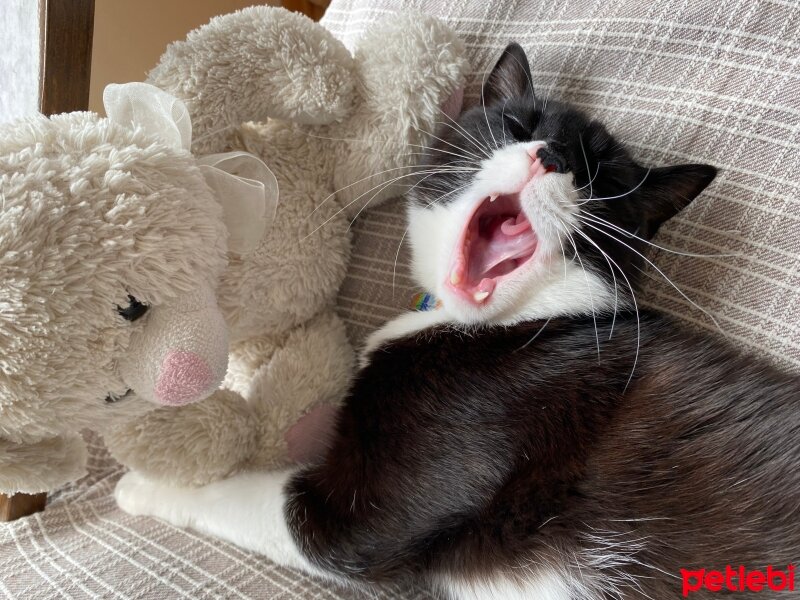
[
  {"left": 0, "top": 83, "right": 267, "bottom": 493},
  {"left": 0, "top": 7, "right": 467, "bottom": 493}
]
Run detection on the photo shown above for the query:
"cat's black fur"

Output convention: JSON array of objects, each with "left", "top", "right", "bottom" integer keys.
[{"left": 284, "top": 44, "right": 800, "bottom": 599}]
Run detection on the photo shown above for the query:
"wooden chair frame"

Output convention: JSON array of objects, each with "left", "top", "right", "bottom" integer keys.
[{"left": 0, "top": 0, "right": 95, "bottom": 522}]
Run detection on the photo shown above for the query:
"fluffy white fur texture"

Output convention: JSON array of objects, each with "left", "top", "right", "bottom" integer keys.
[
  {"left": 0, "top": 0, "right": 40, "bottom": 120},
  {"left": 0, "top": 7, "right": 467, "bottom": 493}
]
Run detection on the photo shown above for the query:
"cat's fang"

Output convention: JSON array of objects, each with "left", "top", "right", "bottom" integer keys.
[
  {"left": 450, "top": 268, "right": 462, "bottom": 285},
  {"left": 473, "top": 290, "right": 490, "bottom": 302},
  {"left": 489, "top": 194, "right": 499, "bottom": 203}
]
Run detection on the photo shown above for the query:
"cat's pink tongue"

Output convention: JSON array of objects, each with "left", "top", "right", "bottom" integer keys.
[
  {"left": 501, "top": 214, "right": 532, "bottom": 236},
  {"left": 469, "top": 214, "right": 537, "bottom": 281}
]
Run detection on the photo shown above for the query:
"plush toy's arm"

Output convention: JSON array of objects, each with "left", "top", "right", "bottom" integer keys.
[
  {"left": 242, "top": 310, "right": 355, "bottom": 470},
  {"left": 0, "top": 435, "right": 87, "bottom": 495},
  {"left": 147, "top": 6, "right": 356, "bottom": 155},
  {"left": 332, "top": 13, "right": 470, "bottom": 219},
  {"left": 104, "top": 389, "right": 259, "bottom": 487}
]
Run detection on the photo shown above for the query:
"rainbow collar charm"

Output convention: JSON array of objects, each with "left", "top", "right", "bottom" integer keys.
[{"left": 410, "top": 292, "right": 442, "bottom": 312}]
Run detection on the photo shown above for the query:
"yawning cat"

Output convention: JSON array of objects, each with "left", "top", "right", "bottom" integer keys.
[{"left": 116, "top": 43, "right": 800, "bottom": 600}]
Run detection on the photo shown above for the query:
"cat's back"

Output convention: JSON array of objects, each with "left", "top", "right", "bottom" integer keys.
[{"left": 360, "top": 311, "right": 800, "bottom": 599}]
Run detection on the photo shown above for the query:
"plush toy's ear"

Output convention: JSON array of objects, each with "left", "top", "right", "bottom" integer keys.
[
  {"left": 637, "top": 164, "right": 717, "bottom": 239},
  {"left": 105, "top": 83, "right": 278, "bottom": 255},
  {"left": 103, "top": 82, "right": 191, "bottom": 150},
  {"left": 482, "top": 43, "right": 534, "bottom": 108},
  {"left": 198, "top": 152, "right": 279, "bottom": 255}
]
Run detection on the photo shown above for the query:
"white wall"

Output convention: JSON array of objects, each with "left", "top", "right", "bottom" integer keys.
[
  {"left": 89, "top": 0, "right": 278, "bottom": 114},
  {"left": 0, "top": 0, "right": 42, "bottom": 121}
]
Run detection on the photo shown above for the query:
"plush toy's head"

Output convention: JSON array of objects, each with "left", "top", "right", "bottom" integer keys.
[{"left": 0, "top": 85, "right": 273, "bottom": 443}]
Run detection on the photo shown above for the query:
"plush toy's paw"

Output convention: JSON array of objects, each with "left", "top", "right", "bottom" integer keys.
[
  {"left": 115, "top": 471, "right": 191, "bottom": 528},
  {"left": 105, "top": 389, "right": 258, "bottom": 487},
  {"left": 0, "top": 435, "right": 88, "bottom": 495}
]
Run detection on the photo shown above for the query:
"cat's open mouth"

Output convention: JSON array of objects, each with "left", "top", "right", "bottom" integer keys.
[{"left": 448, "top": 193, "right": 537, "bottom": 304}]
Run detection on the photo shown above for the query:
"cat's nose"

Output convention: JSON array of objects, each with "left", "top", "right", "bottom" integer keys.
[
  {"left": 535, "top": 145, "right": 568, "bottom": 174},
  {"left": 526, "top": 143, "right": 546, "bottom": 161}
]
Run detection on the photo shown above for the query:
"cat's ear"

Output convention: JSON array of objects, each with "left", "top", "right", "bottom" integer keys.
[
  {"left": 482, "top": 43, "right": 534, "bottom": 107},
  {"left": 639, "top": 164, "right": 717, "bottom": 238}
]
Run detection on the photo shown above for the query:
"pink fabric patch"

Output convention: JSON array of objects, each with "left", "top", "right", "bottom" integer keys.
[
  {"left": 154, "top": 350, "right": 213, "bottom": 406},
  {"left": 441, "top": 85, "right": 464, "bottom": 121},
  {"left": 285, "top": 403, "right": 339, "bottom": 464}
]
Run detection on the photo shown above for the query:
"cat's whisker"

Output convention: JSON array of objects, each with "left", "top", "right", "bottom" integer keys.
[
  {"left": 516, "top": 317, "right": 552, "bottom": 351},
  {"left": 350, "top": 167, "right": 457, "bottom": 234},
  {"left": 406, "top": 155, "right": 478, "bottom": 171},
  {"left": 480, "top": 65, "right": 500, "bottom": 151},
  {"left": 408, "top": 128, "right": 483, "bottom": 161},
  {"left": 561, "top": 221, "right": 644, "bottom": 389},
  {"left": 577, "top": 168, "right": 652, "bottom": 205},
  {"left": 572, "top": 161, "right": 601, "bottom": 194},
  {"left": 571, "top": 225, "right": 622, "bottom": 339},
  {"left": 562, "top": 227, "right": 602, "bottom": 362},
  {"left": 347, "top": 173, "right": 425, "bottom": 235},
  {"left": 434, "top": 107, "right": 493, "bottom": 158},
  {"left": 407, "top": 144, "right": 479, "bottom": 164},
  {"left": 577, "top": 212, "right": 740, "bottom": 259},
  {"left": 305, "top": 165, "right": 477, "bottom": 220},
  {"left": 542, "top": 77, "right": 554, "bottom": 115},
  {"left": 555, "top": 222, "right": 570, "bottom": 283},
  {"left": 568, "top": 227, "right": 645, "bottom": 388},
  {"left": 304, "top": 168, "right": 476, "bottom": 240},
  {"left": 305, "top": 163, "right": 462, "bottom": 221},
  {"left": 578, "top": 133, "right": 594, "bottom": 200},
  {"left": 580, "top": 220, "right": 724, "bottom": 335},
  {"left": 434, "top": 120, "right": 493, "bottom": 159}
]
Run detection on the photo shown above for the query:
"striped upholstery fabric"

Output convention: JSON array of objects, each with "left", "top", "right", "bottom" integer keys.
[
  {"left": 328, "top": 0, "right": 800, "bottom": 368},
  {"left": 2, "top": 1, "right": 798, "bottom": 598}
]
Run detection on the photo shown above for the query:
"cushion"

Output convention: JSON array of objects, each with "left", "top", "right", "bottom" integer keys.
[
  {"left": 2, "top": 1, "right": 798, "bottom": 598},
  {"left": 328, "top": 0, "right": 800, "bottom": 370}
]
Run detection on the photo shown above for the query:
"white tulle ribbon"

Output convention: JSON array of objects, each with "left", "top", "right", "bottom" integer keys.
[{"left": 103, "top": 82, "right": 277, "bottom": 254}]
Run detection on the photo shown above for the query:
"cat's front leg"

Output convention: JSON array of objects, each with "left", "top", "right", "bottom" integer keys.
[{"left": 114, "top": 469, "right": 329, "bottom": 578}]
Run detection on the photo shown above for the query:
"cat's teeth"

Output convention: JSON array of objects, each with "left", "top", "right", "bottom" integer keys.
[
  {"left": 450, "top": 269, "right": 462, "bottom": 285},
  {"left": 474, "top": 290, "right": 490, "bottom": 302},
  {"left": 489, "top": 194, "right": 499, "bottom": 203}
]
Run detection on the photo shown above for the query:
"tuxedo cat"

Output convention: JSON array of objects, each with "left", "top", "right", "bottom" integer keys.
[{"left": 116, "top": 44, "right": 800, "bottom": 599}]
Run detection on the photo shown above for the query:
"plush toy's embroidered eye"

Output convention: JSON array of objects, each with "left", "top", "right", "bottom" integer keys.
[{"left": 117, "top": 295, "right": 149, "bottom": 322}]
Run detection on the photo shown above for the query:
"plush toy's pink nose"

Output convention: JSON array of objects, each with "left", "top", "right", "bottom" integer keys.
[{"left": 154, "top": 350, "right": 213, "bottom": 406}]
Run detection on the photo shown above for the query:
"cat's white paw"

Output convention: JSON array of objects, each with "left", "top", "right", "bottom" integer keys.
[
  {"left": 115, "top": 471, "right": 191, "bottom": 527},
  {"left": 115, "top": 470, "right": 160, "bottom": 515}
]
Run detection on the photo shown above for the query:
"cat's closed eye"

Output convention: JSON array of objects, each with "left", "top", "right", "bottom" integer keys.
[{"left": 503, "top": 113, "right": 529, "bottom": 139}]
